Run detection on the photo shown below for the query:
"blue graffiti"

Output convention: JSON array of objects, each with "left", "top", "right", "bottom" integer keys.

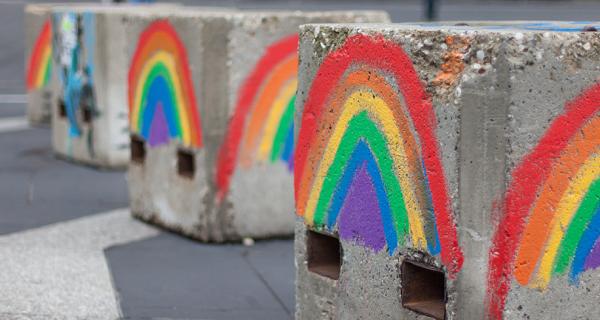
[{"left": 55, "top": 12, "right": 97, "bottom": 139}]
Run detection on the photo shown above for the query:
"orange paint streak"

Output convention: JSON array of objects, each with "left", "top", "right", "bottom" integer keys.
[
  {"left": 514, "top": 116, "right": 600, "bottom": 285},
  {"left": 239, "top": 55, "right": 297, "bottom": 167},
  {"left": 296, "top": 68, "right": 425, "bottom": 218}
]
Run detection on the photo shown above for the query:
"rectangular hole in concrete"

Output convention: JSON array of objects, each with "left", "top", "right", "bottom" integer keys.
[
  {"left": 401, "top": 260, "right": 447, "bottom": 320},
  {"left": 177, "top": 148, "right": 195, "bottom": 179},
  {"left": 306, "top": 230, "right": 342, "bottom": 280},
  {"left": 130, "top": 135, "right": 146, "bottom": 165},
  {"left": 82, "top": 108, "right": 92, "bottom": 123},
  {"left": 58, "top": 99, "right": 67, "bottom": 118}
]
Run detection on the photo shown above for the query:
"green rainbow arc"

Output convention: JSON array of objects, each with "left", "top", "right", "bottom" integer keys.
[
  {"left": 554, "top": 177, "right": 600, "bottom": 274},
  {"left": 270, "top": 95, "right": 296, "bottom": 162},
  {"left": 314, "top": 110, "right": 410, "bottom": 241},
  {"left": 138, "top": 61, "right": 183, "bottom": 137}
]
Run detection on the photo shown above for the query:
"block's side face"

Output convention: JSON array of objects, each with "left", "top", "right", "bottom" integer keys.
[
  {"left": 95, "top": 12, "right": 131, "bottom": 166},
  {"left": 219, "top": 15, "right": 299, "bottom": 240},
  {"left": 196, "top": 15, "right": 241, "bottom": 240},
  {"left": 213, "top": 11, "right": 391, "bottom": 240},
  {"left": 51, "top": 7, "right": 175, "bottom": 168},
  {"left": 197, "top": 15, "right": 231, "bottom": 170},
  {"left": 51, "top": 10, "right": 113, "bottom": 166},
  {"left": 484, "top": 30, "right": 600, "bottom": 320},
  {"left": 446, "top": 32, "right": 513, "bottom": 319},
  {"left": 25, "top": 6, "right": 54, "bottom": 125},
  {"left": 295, "top": 220, "right": 339, "bottom": 320},
  {"left": 295, "top": 25, "right": 467, "bottom": 320},
  {"left": 125, "top": 13, "right": 212, "bottom": 241}
]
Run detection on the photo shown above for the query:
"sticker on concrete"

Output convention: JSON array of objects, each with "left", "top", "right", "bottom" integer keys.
[
  {"left": 294, "top": 34, "right": 463, "bottom": 277},
  {"left": 487, "top": 82, "right": 600, "bottom": 319},
  {"left": 215, "top": 34, "right": 298, "bottom": 201},
  {"left": 26, "top": 19, "right": 52, "bottom": 91},
  {"left": 128, "top": 19, "right": 203, "bottom": 148}
]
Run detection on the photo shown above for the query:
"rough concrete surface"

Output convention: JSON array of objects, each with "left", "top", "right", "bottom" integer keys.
[
  {"left": 0, "top": 208, "right": 159, "bottom": 319},
  {"left": 294, "top": 22, "right": 600, "bottom": 320}
]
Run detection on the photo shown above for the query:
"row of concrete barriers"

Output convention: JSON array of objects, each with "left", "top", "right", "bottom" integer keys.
[{"left": 25, "top": 3, "right": 600, "bottom": 320}]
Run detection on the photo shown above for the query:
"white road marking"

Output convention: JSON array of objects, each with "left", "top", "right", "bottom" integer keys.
[
  {"left": 0, "top": 117, "right": 28, "bottom": 133},
  {"left": 0, "top": 208, "right": 160, "bottom": 319},
  {"left": 0, "top": 94, "right": 27, "bottom": 104}
]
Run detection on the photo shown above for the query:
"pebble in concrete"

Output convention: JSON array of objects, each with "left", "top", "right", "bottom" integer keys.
[
  {"left": 25, "top": 4, "right": 57, "bottom": 125},
  {"left": 293, "top": 22, "right": 600, "bottom": 320},
  {"left": 50, "top": 4, "right": 177, "bottom": 168},
  {"left": 127, "top": 10, "right": 390, "bottom": 242}
]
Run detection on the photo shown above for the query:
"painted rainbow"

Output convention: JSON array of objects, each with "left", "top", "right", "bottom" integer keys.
[
  {"left": 294, "top": 34, "right": 463, "bottom": 277},
  {"left": 215, "top": 34, "right": 298, "bottom": 200},
  {"left": 487, "top": 83, "right": 600, "bottom": 320},
  {"left": 26, "top": 19, "right": 52, "bottom": 91},
  {"left": 128, "top": 19, "right": 203, "bottom": 148}
]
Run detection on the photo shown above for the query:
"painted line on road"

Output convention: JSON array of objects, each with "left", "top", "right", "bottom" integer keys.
[
  {"left": 0, "top": 94, "right": 26, "bottom": 104},
  {"left": 0, "top": 117, "right": 28, "bottom": 133}
]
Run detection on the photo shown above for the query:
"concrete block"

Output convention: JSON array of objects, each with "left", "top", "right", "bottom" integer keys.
[
  {"left": 126, "top": 10, "right": 390, "bottom": 242},
  {"left": 25, "top": 4, "right": 59, "bottom": 125},
  {"left": 51, "top": 4, "right": 178, "bottom": 168},
  {"left": 294, "top": 22, "right": 600, "bottom": 320},
  {"left": 124, "top": 9, "right": 236, "bottom": 242}
]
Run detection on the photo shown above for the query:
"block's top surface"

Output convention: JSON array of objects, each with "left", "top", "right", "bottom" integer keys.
[
  {"left": 48, "top": 7, "right": 387, "bottom": 19},
  {"left": 230, "top": 10, "right": 388, "bottom": 17},
  {"left": 25, "top": 2, "right": 72, "bottom": 14},
  {"left": 226, "top": 10, "right": 389, "bottom": 21},
  {"left": 158, "top": 7, "right": 238, "bottom": 18},
  {"left": 407, "top": 21, "right": 600, "bottom": 33},
  {"left": 51, "top": 3, "right": 179, "bottom": 14},
  {"left": 119, "top": 9, "right": 388, "bottom": 29},
  {"left": 113, "top": 8, "right": 239, "bottom": 22},
  {"left": 80, "top": 6, "right": 240, "bottom": 19},
  {"left": 303, "top": 21, "right": 600, "bottom": 34},
  {"left": 146, "top": 9, "right": 388, "bottom": 21}
]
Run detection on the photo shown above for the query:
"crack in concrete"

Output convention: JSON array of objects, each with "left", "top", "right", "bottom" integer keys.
[{"left": 241, "top": 249, "right": 293, "bottom": 318}]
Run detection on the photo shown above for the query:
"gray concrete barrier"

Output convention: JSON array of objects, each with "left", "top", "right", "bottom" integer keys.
[
  {"left": 50, "top": 4, "right": 177, "bottom": 168},
  {"left": 25, "top": 4, "right": 59, "bottom": 125},
  {"left": 294, "top": 21, "right": 600, "bottom": 320},
  {"left": 126, "top": 10, "right": 390, "bottom": 242}
]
